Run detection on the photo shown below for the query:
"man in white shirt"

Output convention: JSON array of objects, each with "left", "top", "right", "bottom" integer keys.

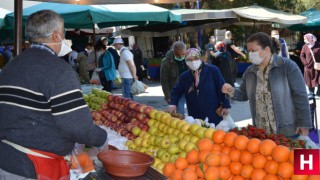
[{"left": 112, "top": 38, "right": 138, "bottom": 100}]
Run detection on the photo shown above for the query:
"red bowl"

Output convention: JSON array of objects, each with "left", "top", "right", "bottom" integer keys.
[{"left": 98, "top": 150, "right": 154, "bottom": 177}]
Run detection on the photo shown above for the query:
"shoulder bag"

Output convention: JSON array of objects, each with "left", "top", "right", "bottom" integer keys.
[{"left": 309, "top": 47, "right": 320, "bottom": 70}]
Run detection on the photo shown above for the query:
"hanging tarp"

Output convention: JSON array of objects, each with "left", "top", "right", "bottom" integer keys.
[
  {"left": 288, "top": 8, "right": 320, "bottom": 31},
  {"left": 23, "top": 0, "right": 197, "bottom": 4}
]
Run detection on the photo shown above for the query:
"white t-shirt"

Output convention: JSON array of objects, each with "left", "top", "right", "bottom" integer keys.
[{"left": 118, "top": 46, "right": 134, "bottom": 78}]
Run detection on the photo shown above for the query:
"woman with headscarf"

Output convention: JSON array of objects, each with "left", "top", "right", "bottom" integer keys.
[
  {"left": 215, "top": 41, "right": 234, "bottom": 87},
  {"left": 300, "top": 33, "right": 320, "bottom": 95},
  {"left": 168, "top": 48, "right": 231, "bottom": 125}
]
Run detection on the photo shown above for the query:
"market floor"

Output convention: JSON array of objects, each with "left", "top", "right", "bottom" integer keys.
[{"left": 112, "top": 78, "right": 320, "bottom": 138}]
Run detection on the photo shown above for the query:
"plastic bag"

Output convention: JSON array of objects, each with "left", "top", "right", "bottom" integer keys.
[
  {"left": 131, "top": 80, "right": 146, "bottom": 95},
  {"left": 204, "top": 117, "right": 216, "bottom": 129},
  {"left": 114, "top": 70, "right": 122, "bottom": 86},
  {"left": 69, "top": 144, "right": 95, "bottom": 179},
  {"left": 89, "top": 71, "right": 100, "bottom": 85},
  {"left": 216, "top": 114, "right": 237, "bottom": 132},
  {"left": 297, "top": 135, "right": 320, "bottom": 149}
]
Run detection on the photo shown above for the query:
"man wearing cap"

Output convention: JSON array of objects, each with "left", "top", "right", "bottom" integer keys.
[
  {"left": 112, "top": 38, "right": 138, "bottom": 100},
  {"left": 168, "top": 48, "right": 231, "bottom": 125}
]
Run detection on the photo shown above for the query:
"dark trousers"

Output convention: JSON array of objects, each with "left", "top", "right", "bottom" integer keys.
[
  {"left": 100, "top": 74, "right": 112, "bottom": 92},
  {"left": 88, "top": 70, "right": 94, "bottom": 80}
]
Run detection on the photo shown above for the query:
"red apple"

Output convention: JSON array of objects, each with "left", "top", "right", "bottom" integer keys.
[
  {"left": 128, "top": 101, "right": 138, "bottom": 110},
  {"left": 101, "top": 102, "right": 108, "bottom": 110},
  {"left": 141, "top": 125, "right": 149, "bottom": 132},
  {"left": 95, "top": 113, "right": 102, "bottom": 121},
  {"left": 144, "top": 106, "right": 153, "bottom": 114},
  {"left": 136, "top": 104, "right": 147, "bottom": 113},
  {"left": 128, "top": 134, "right": 136, "bottom": 140},
  {"left": 138, "top": 122, "right": 145, "bottom": 129},
  {"left": 123, "top": 98, "right": 131, "bottom": 106},
  {"left": 136, "top": 113, "right": 146, "bottom": 121},
  {"left": 95, "top": 120, "right": 103, "bottom": 126},
  {"left": 142, "top": 117, "right": 150, "bottom": 125},
  {"left": 110, "top": 115, "right": 118, "bottom": 122}
]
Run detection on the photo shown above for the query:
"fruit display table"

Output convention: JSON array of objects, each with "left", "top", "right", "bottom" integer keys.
[{"left": 236, "top": 62, "right": 252, "bottom": 74}]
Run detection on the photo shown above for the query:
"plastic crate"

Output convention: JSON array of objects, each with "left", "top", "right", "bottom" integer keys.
[{"left": 81, "top": 84, "right": 103, "bottom": 95}]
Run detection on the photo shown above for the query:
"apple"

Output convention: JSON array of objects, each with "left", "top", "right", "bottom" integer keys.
[
  {"left": 128, "top": 101, "right": 138, "bottom": 110},
  {"left": 110, "top": 115, "right": 118, "bottom": 122},
  {"left": 176, "top": 120, "right": 187, "bottom": 129},
  {"left": 183, "top": 134, "right": 192, "bottom": 141},
  {"left": 95, "top": 120, "right": 103, "bottom": 126},
  {"left": 142, "top": 117, "right": 150, "bottom": 124},
  {"left": 195, "top": 127, "right": 206, "bottom": 139},
  {"left": 170, "top": 118, "right": 180, "bottom": 128},
  {"left": 128, "top": 143, "right": 137, "bottom": 151},
  {"left": 128, "top": 134, "right": 136, "bottom": 140},
  {"left": 153, "top": 158, "right": 161, "bottom": 167},
  {"left": 149, "top": 136, "right": 156, "bottom": 145},
  {"left": 148, "top": 126, "right": 158, "bottom": 135},
  {"left": 166, "top": 127, "right": 175, "bottom": 135},
  {"left": 125, "top": 140, "right": 134, "bottom": 147},
  {"left": 160, "top": 152, "right": 170, "bottom": 163},
  {"left": 144, "top": 106, "right": 153, "bottom": 114},
  {"left": 147, "top": 119, "right": 156, "bottom": 127},
  {"left": 162, "top": 126, "right": 169, "bottom": 133},
  {"left": 138, "top": 122, "right": 145, "bottom": 129},
  {"left": 168, "top": 144, "right": 180, "bottom": 154},
  {"left": 120, "top": 129, "right": 129, "bottom": 136},
  {"left": 155, "top": 162, "right": 165, "bottom": 173},
  {"left": 107, "top": 95, "right": 115, "bottom": 101},
  {"left": 179, "top": 140, "right": 188, "bottom": 150},
  {"left": 179, "top": 151, "right": 187, "bottom": 158},
  {"left": 158, "top": 123, "right": 166, "bottom": 131},
  {"left": 141, "top": 139, "right": 150, "bottom": 147},
  {"left": 123, "top": 98, "right": 131, "bottom": 106},
  {"left": 189, "top": 124, "right": 201, "bottom": 135},
  {"left": 136, "top": 113, "right": 146, "bottom": 121},
  {"left": 142, "top": 132, "right": 151, "bottom": 139},
  {"left": 165, "top": 116, "right": 172, "bottom": 126},
  {"left": 168, "top": 136, "right": 179, "bottom": 144},
  {"left": 169, "top": 154, "right": 179, "bottom": 163},
  {"left": 95, "top": 113, "right": 102, "bottom": 121},
  {"left": 204, "top": 128, "right": 215, "bottom": 139},
  {"left": 149, "top": 109, "right": 158, "bottom": 119},
  {"left": 177, "top": 132, "right": 185, "bottom": 140},
  {"left": 136, "top": 104, "right": 147, "bottom": 113},
  {"left": 156, "top": 148, "right": 166, "bottom": 158},
  {"left": 172, "top": 130, "right": 180, "bottom": 136},
  {"left": 153, "top": 121, "right": 160, "bottom": 128},
  {"left": 160, "top": 139, "right": 171, "bottom": 149},
  {"left": 134, "top": 137, "right": 143, "bottom": 146},
  {"left": 180, "top": 123, "right": 191, "bottom": 134},
  {"left": 155, "top": 111, "right": 163, "bottom": 121},
  {"left": 160, "top": 112, "right": 170, "bottom": 123},
  {"left": 132, "top": 127, "right": 141, "bottom": 136},
  {"left": 190, "top": 136, "right": 200, "bottom": 144},
  {"left": 138, "top": 130, "right": 147, "bottom": 137},
  {"left": 184, "top": 142, "right": 197, "bottom": 152},
  {"left": 154, "top": 137, "right": 163, "bottom": 146},
  {"left": 138, "top": 147, "right": 147, "bottom": 153}
]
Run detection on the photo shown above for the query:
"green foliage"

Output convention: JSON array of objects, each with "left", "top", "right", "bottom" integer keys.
[{"left": 148, "top": 58, "right": 163, "bottom": 66}]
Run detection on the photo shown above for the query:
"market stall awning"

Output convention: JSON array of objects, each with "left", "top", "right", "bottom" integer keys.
[
  {"left": 2, "top": 2, "right": 181, "bottom": 29},
  {"left": 288, "top": 8, "right": 320, "bottom": 31},
  {"left": 232, "top": 5, "right": 307, "bottom": 25},
  {"left": 23, "top": 0, "right": 197, "bottom": 4},
  {"left": 170, "top": 9, "right": 237, "bottom": 21}
]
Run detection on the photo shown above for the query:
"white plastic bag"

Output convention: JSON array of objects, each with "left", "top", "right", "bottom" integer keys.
[
  {"left": 216, "top": 114, "right": 237, "bottom": 132},
  {"left": 114, "top": 70, "right": 122, "bottom": 86},
  {"left": 298, "top": 135, "right": 320, "bottom": 149},
  {"left": 90, "top": 71, "right": 100, "bottom": 85},
  {"left": 131, "top": 80, "right": 145, "bottom": 95}
]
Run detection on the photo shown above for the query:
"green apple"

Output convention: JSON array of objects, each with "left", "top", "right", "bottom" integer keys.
[
  {"left": 179, "top": 151, "right": 187, "bottom": 158},
  {"left": 178, "top": 132, "right": 185, "bottom": 140},
  {"left": 154, "top": 137, "right": 163, "bottom": 146},
  {"left": 168, "top": 144, "right": 180, "bottom": 155},
  {"left": 160, "top": 152, "right": 170, "bottom": 163},
  {"left": 189, "top": 124, "right": 201, "bottom": 135},
  {"left": 146, "top": 151, "right": 154, "bottom": 157},
  {"left": 156, "top": 162, "right": 165, "bottom": 173},
  {"left": 142, "top": 133, "right": 151, "bottom": 139},
  {"left": 169, "top": 154, "right": 179, "bottom": 163},
  {"left": 179, "top": 140, "right": 188, "bottom": 150},
  {"left": 138, "top": 130, "right": 147, "bottom": 137},
  {"left": 160, "top": 139, "right": 171, "bottom": 149},
  {"left": 138, "top": 147, "right": 147, "bottom": 153},
  {"left": 165, "top": 116, "right": 172, "bottom": 126},
  {"left": 141, "top": 139, "right": 150, "bottom": 147},
  {"left": 128, "top": 143, "right": 137, "bottom": 151},
  {"left": 149, "top": 109, "right": 159, "bottom": 119},
  {"left": 180, "top": 123, "right": 191, "bottom": 134},
  {"left": 168, "top": 136, "right": 179, "bottom": 144},
  {"left": 153, "top": 121, "right": 160, "bottom": 128},
  {"left": 156, "top": 148, "right": 166, "bottom": 158},
  {"left": 125, "top": 140, "right": 134, "bottom": 147},
  {"left": 158, "top": 132, "right": 165, "bottom": 137},
  {"left": 182, "top": 134, "right": 192, "bottom": 141},
  {"left": 153, "top": 158, "right": 162, "bottom": 167},
  {"left": 170, "top": 118, "right": 180, "bottom": 128},
  {"left": 190, "top": 136, "right": 200, "bottom": 144},
  {"left": 162, "top": 125, "right": 169, "bottom": 133},
  {"left": 195, "top": 127, "right": 206, "bottom": 139},
  {"left": 147, "top": 119, "right": 156, "bottom": 127},
  {"left": 155, "top": 111, "right": 163, "bottom": 121},
  {"left": 172, "top": 130, "right": 180, "bottom": 136},
  {"left": 204, "top": 128, "right": 215, "bottom": 139},
  {"left": 158, "top": 123, "right": 166, "bottom": 131},
  {"left": 134, "top": 137, "right": 143, "bottom": 146},
  {"left": 184, "top": 142, "right": 197, "bottom": 152},
  {"left": 132, "top": 127, "right": 141, "bottom": 136},
  {"left": 176, "top": 120, "right": 187, "bottom": 129},
  {"left": 160, "top": 112, "right": 170, "bottom": 123},
  {"left": 166, "top": 127, "right": 175, "bottom": 135},
  {"left": 149, "top": 136, "right": 156, "bottom": 145}
]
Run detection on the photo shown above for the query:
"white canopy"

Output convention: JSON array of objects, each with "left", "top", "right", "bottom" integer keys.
[
  {"left": 232, "top": 5, "right": 307, "bottom": 25},
  {"left": 0, "top": 7, "right": 11, "bottom": 18},
  {"left": 170, "top": 9, "right": 237, "bottom": 21}
]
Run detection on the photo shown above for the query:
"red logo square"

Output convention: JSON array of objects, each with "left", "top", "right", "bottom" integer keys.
[{"left": 294, "top": 149, "right": 320, "bottom": 175}]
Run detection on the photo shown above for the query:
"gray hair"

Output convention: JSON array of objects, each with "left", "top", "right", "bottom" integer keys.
[
  {"left": 225, "top": 30, "right": 232, "bottom": 39},
  {"left": 171, "top": 41, "right": 187, "bottom": 52},
  {"left": 25, "top": 10, "right": 64, "bottom": 42}
]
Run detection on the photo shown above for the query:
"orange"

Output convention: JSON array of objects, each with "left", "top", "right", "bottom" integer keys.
[
  {"left": 252, "top": 154, "right": 267, "bottom": 169},
  {"left": 206, "top": 153, "right": 221, "bottom": 167},
  {"left": 197, "top": 138, "right": 214, "bottom": 151},
  {"left": 291, "top": 174, "right": 308, "bottom": 180},
  {"left": 289, "top": 150, "right": 294, "bottom": 164},
  {"left": 221, "top": 146, "right": 232, "bottom": 154},
  {"left": 211, "top": 144, "right": 222, "bottom": 152},
  {"left": 229, "top": 149, "right": 241, "bottom": 162},
  {"left": 219, "top": 166, "right": 231, "bottom": 179},
  {"left": 264, "top": 160, "right": 279, "bottom": 175},
  {"left": 229, "top": 161, "right": 242, "bottom": 175},
  {"left": 175, "top": 157, "right": 189, "bottom": 170},
  {"left": 233, "top": 135, "right": 249, "bottom": 151},
  {"left": 186, "top": 164, "right": 196, "bottom": 172},
  {"left": 186, "top": 149, "right": 200, "bottom": 164},
  {"left": 278, "top": 162, "right": 294, "bottom": 179},
  {"left": 223, "top": 132, "right": 238, "bottom": 147},
  {"left": 205, "top": 166, "right": 220, "bottom": 180},
  {"left": 163, "top": 162, "right": 176, "bottom": 177},
  {"left": 220, "top": 153, "right": 231, "bottom": 166},
  {"left": 264, "top": 174, "right": 279, "bottom": 180},
  {"left": 259, "top": 139, "right": 277, "bottom": 156},
  {"left": 198, "top": 150, "right": 210, "bottom": 163},
  {"left": 181, "top": 169, "right": 198, "bottom": 180},
  {"left": 232, "top": 176, "right": 244, "bottom": 180},
  {"left": 251, "top": 168, "right": 267, "bottom": 180},
  {"left": 246, "top": 138, "right": 261, "bottom": 154},
  {"left": 272, "top": 145, "right": 290, "bottom": 163},
  {"left": 171, "top": 169, "right": 183, "bottom": 180},
  {"left": 212, "top": 129, "right": 226, "bottom": 144},
  {"left": 195, "top": 163, "right": 205, "bottom": 178},
  {"left": 240, "top": 164, "right": 254, "bottom": 179},
  {"left": 71, "top": 152, "right": 94, "bottom": 172},
  {"left": 240, "top": 151, "right": 253, "bottom": 165}
]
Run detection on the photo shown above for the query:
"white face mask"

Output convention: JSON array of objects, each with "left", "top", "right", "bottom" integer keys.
[
  {"left": 249, "top": 51, "right": 265, "bottom": 65},
  {"left": 273, "top": 35, "right": 279, "bottom": 40},
  {"left": 45, "top": 34, "right": 72, "bottom": 57},
  {"left": 186, "top": 60, "right": 202, "bottom": 71},
  {"left": 86, "top": 49, "right": 93, "bottom": 54}
]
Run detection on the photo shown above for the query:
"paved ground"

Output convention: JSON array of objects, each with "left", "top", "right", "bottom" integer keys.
[{"left": 112, "top": 78, "right": 320, "bottom": 141}]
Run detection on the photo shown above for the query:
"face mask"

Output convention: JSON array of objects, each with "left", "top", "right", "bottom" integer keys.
[
  {"left": 174, "top": 56, "right": 185, "bottom": 61},
  {"left": 186, "top": 60, "right": 202, "bottom": 71},
  {"left": 273, "top": 35, "right": 279, "bottom": 40},
  {"left": 45, "top": 34, "right": 72, "bottom": 57},
  {"left": 304, "top": 39, "right": 309, "bottom": 44},
  {"left": 86, "top": 49, "right": 93, "bottom": 54},
  {"left": 249, "top": 51, "right": 265, "bottom": 65}
]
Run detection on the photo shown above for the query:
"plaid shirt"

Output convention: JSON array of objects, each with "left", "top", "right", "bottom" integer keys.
[{"left": 30, "top": 43, "right": 56, "bottom": 56}]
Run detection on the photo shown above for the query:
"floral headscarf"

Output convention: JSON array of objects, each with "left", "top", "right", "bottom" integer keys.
[
  {"left": 215, "top": 41, "right": 225, "bottom": 52},
  {"left": 185, "top": 48, "right": 201, "bottom": 60},
  {"left": 304, "top": 33, "right": 317, "bottom": 48}
]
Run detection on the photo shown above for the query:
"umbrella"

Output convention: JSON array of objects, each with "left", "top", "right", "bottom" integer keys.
[
  {"left": 2, "top": 2, "right": 181, "bottom": 29},
  {"left": 288, "top": 8, "right": 320, "bottom": 31}
]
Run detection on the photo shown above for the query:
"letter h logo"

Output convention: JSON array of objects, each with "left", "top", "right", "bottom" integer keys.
[{"left": 294, "top": 149, "right": 320, "bottom": 175}]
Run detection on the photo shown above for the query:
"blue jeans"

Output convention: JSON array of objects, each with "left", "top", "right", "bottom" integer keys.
[
  {"left": 177, "top": 94, "right": 186, "bottom": 115},
  {"left": 122, "top": 78, "right": 134, "bottom": 100}
]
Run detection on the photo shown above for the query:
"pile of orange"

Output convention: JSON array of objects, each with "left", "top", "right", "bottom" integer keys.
[
  {"left": 163, "top": 129, "right": 320, "bottom": 180},
  {"left": 70, "top": 152, "right": 94, "bottom": 173}
]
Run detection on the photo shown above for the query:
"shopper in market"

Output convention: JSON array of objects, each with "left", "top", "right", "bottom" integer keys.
[
  {"left": 214, "top": 41, "right": 234, "bottom": 86},
  {"left": 0, "top": 10, "right": 108, "bottom": 179},
  {"left": 222, "top": 32, "right": 312, "bottom": 137},
  {"left": 206, "top": 35, "right": 217, "bottom": 65},
  {"left": 131, "top": 43, "right": 145, "bottom": 82},
  {"left": 168, "top": 48, "right": 231, "bottom": 125},
  {"left": 113, "top": 37, "right": 138, "bottom": 100},
  {"left": 300, "top": 33, "right": 320, "bottom": 96},
  {"left": 271, "top": 29, "right": 290, "bottom": 58},
  {"left": 161, "top": 41, "right": 188, "bottom": 116}
]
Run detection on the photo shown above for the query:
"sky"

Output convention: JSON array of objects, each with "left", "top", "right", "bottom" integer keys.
[{"left": 0, "top": 0, "right": 41, "bottom": 11}]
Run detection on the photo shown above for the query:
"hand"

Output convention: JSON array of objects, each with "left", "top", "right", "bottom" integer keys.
[
  {"left": 222, "top": 83, "right": 234, "bottom": 96},
  {"left": 168, "top": 105, "right": 177, "bottom": 113},
  {"left": 98, "top": 137, "right": 109, "bottom": 152},
  {"left": 133, "top": 74, "right": 138, "bottom": 80},
  {"left": 95, "top": 68, "right": 101, "bottom": 72},
  {"left": 166, "top": 98, "right": 171, "bottom": 104},
  {"left": 295, "top": 127, "right": 309, "bottom": 136},
  {"left": 221, "top": 108, "right": 230, "bottom": 116},
  {"left": 241, "top": 54, "right": 247, "bottom": 59}
]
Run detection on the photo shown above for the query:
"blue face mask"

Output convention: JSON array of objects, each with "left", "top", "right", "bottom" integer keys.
[{"left": 174, "top": 56, "right": 185, "bottom": 61}]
